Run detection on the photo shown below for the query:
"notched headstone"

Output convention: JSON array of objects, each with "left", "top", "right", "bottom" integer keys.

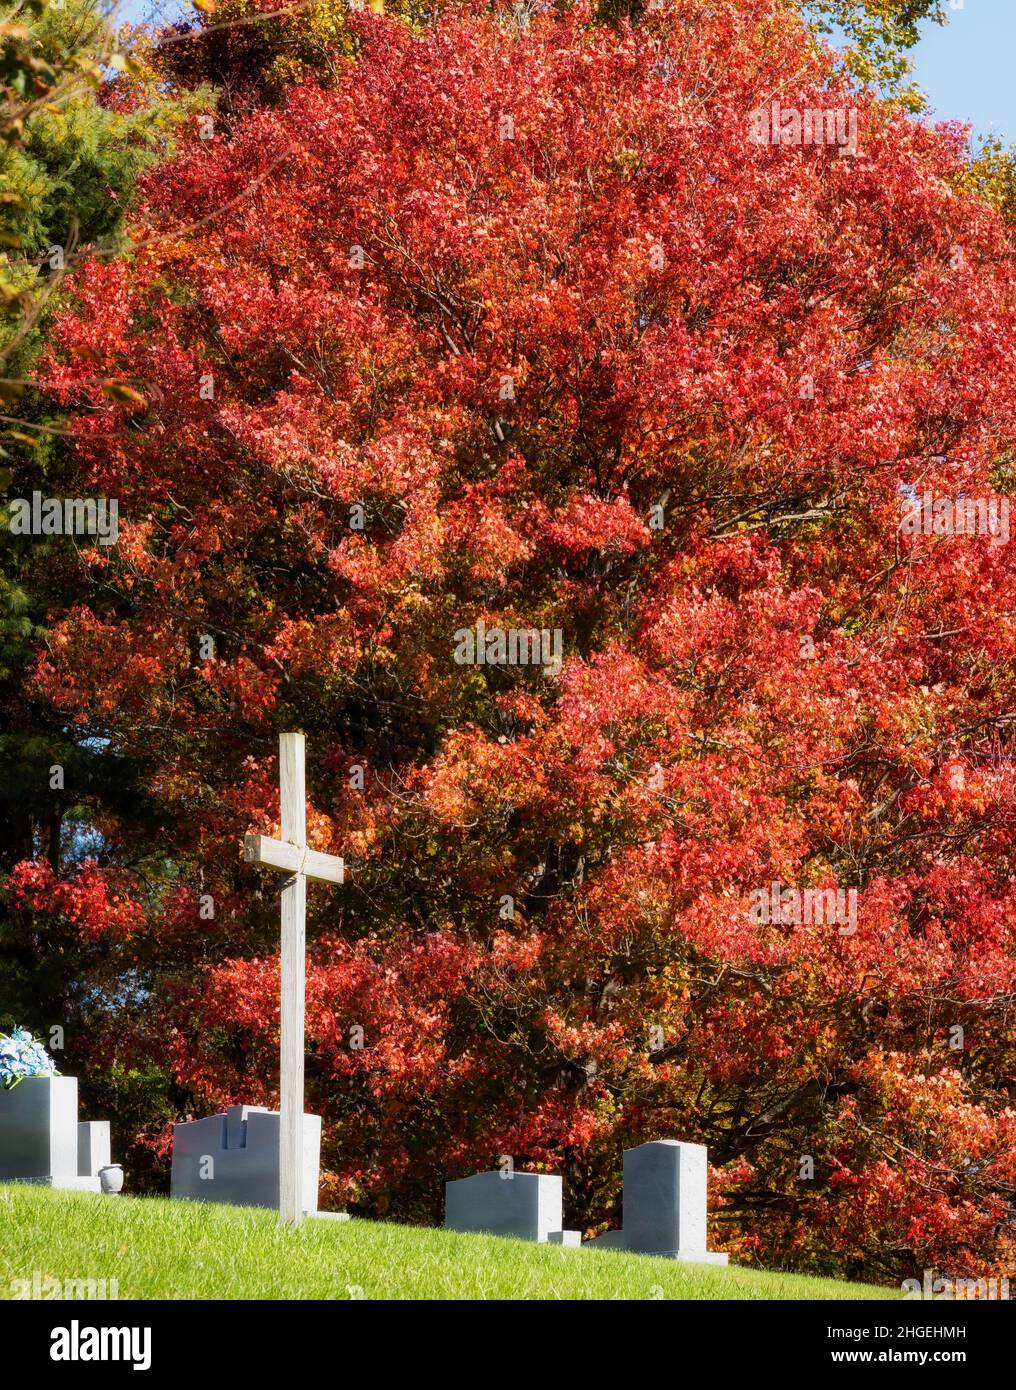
[{"left": 171, "top": 1103, "right": 322, "bottom": 1213}]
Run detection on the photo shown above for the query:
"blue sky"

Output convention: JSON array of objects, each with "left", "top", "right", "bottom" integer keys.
[{"left": 909, "top": 0, "right": 1016, "bottom": 144}]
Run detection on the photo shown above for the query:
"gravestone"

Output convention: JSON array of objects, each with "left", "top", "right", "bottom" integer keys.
[
  {"left": 78, "top": 1121, "right": 111, "bottom": 1181},
  {"left": 0, "top": 1076, "right": 112, "bottom": 1191},
  {"left": 585, "top": 1140, "right": 728, "bottom": 1264},
  {"left": 171, "top": 1103, "right": 323, "bottom": 1213},
  {"left": 445, "top": 1170, "right": 579, "bottom": 1245}
]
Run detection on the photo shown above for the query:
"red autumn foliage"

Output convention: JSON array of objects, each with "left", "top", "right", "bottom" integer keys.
[
  {"left": 21, "top": 0, "right": 1016, "bottom": 1280},
  {"left": 8, "top": 860, "right": 143, "bottom": 941}
]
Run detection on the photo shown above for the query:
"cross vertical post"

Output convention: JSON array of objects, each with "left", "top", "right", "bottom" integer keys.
[{"left": 278, "top": 732, "right": 306, "bottom": 1228}]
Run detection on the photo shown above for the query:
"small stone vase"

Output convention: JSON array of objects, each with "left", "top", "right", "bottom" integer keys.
[{"left": 98, "top": 1163, "right": 124, "bottom": 1195}]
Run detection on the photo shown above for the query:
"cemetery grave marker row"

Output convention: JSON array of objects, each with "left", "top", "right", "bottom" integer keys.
[
  {"left": 0, "top": 736, "right": 728, "bottom": 1267},
  {"left": 445, "top": 1140, "right": 727, "bottom": 1263},
  {"left": 0, "top": 1073, "right": 727, "bottom": 1264}
]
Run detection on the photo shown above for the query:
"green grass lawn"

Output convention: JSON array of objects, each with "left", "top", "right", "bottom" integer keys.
[{"left": 0, "top": 1184, "right": 897, "bottom": 1300}]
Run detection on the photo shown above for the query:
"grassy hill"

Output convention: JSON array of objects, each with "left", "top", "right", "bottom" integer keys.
[{"left": 0, "top": 1184, "right": 897, "bottom": 1300}]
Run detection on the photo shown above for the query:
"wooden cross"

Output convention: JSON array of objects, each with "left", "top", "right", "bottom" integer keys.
[{"left": 244, "top": 733, "right": 344, "bottom": 1226}]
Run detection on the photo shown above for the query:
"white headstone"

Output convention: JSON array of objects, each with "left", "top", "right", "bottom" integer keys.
[
  {"left": 585, "top": 1139, "right": 728, "bottom": 1263},
  {"left": 171, "top": 1103, "right": 322, "bottom": 1212},
  {"left": 445, "top": 1170, "right": 578, "bottom": 1244},
  {"left": 0, "top": 1075, "right": 111, "bottom": 1191}
]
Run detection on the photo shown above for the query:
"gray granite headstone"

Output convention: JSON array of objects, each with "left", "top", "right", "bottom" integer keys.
[
  {"left": 171, "top": 1103, "right": 322, "bottom": 1212},
  {"left": 0, "top": 1076, "right": 109, "bottom": 1191},
  {"left": 78, "top": 1120, "right": 111, "bottom": 1180},
  {"left": 585, "top": 1139, "right": 728, "bottom": 1264},
  {"left": 445, "top": 1170, "right": 563, "bottom": 1243}
]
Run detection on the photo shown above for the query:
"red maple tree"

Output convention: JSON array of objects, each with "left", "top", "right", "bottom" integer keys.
[{"left": 21, "top": 0, "right": 1016, "bottom": 1279}]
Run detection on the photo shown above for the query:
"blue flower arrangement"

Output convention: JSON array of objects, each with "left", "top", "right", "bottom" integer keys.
[{"left": 0, "top": 1028, "right": 59, "bottom": 1090}]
